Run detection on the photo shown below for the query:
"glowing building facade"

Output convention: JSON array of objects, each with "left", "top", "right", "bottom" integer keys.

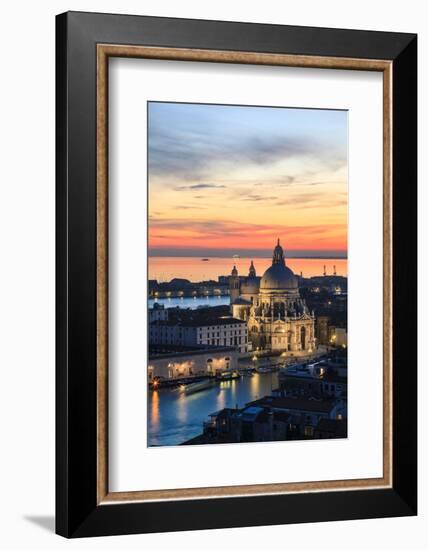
[{"left": 230, "top": 240, "right": 316, "bottom": 354}]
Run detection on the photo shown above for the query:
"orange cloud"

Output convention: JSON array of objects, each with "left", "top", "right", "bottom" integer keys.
[{"left": 148, "top": 219, "right": 347, "bottom": 252}]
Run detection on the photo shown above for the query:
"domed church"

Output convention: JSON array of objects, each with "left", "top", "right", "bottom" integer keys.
[{"left": 230, "top": 239, "right": 316, "bottom": 354}]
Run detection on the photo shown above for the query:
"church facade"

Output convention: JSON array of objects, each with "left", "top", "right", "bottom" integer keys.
[{"left": 230, "top": 240, "right": 316, "bottom": 355}]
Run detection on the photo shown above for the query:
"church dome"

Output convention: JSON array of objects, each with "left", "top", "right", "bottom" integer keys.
[
  {"left": 260, "top": 263, "right": 297, "bottom": 290},
  {"left": 260, "top": 239, "right": 298, "bottom": 291}
]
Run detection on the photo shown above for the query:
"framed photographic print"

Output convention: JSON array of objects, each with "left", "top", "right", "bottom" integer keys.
[{"left": 56, "top": 11, "right": 417, "bottom": 537}]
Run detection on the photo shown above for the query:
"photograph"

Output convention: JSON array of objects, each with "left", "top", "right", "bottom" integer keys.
[
  {"left": 147, "top": 101, "right": 348, "bottom": 447},
  {"left": 0, "top": 1, "right": 420, "bottom": 544}
]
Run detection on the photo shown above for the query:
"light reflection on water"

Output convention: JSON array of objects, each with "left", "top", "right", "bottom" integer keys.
[
  {"left": 149, "top": 256, "right": 347, "bottom": 282},
  {"left": 150, "top": 389, "right": 160, "bottom": 431},
  {"left": 148, "top": 372, "right": 278, "bottom": 447},
  {"left": 176, "top": 393, "right": 188, "bottom": 424}
]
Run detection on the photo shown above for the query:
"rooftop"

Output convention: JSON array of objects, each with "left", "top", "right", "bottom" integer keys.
[
  {"left": 209, "top": 408, "right": 237, "bottom": 420},
  {"left": 150, "top": 317, "right": 245, "bottom": 328},
  {"left": 241, "top": 406, "right": 265, "bottom": 421},
  {"left": 249, "top": 396, "right": 337, "bottom": 413}
]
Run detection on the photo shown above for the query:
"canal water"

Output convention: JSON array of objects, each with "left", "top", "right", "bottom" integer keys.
[
  {"left": 148, "top": 295, "right": 230, "bottom": 309},
  {"left": 148, "top": 372, "right": 279, "bottom": 446}
]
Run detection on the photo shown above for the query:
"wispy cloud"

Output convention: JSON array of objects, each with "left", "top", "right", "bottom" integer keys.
[
  {"left": 275, "top": 192, "right": 347, "bottom": 209},
  {"left": 148, "top": 103, "right": 347, "bottom": 183},
  {"left": 150, "top": 218, "right": 344, "bottom": 239},
  {"left": 175, "top": 183, "right": 226, "bottom": 190},
  {"left": 149, "top": 131, "right": 344, "bottom": 181},
  {"left": 242, "top": 195, "right": 279, "bottom": 202},
  {"left": 174, "top": 204, "right": 208, "bottom": 210},
  {"left": 148, "top": 102, "right": 348, "bottom": 252}
]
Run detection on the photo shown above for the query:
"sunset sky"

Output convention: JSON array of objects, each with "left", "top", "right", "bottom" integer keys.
[{"left": 148, "top": 102, "right": 348, "bottom": 258}]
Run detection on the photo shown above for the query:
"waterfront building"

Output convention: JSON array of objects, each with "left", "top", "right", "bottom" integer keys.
[
  {"left": 149, "top": 315, "right": 248, "bottom": 353},
  {"left": 239, "top": 407, "right": 290, "bottom": 443},
  {"left": 199, "top": 406, "right": 290, "bottom": 444},
  {"left": 248, "top": 396, "right": 344, "bottom": 437},
  {"left": 299, "top": 274, "right": 348, "bottom": 295},
  {"left": 278, "top": 362, "right": 347, "bottom": 400},
  {"left": 148, "top": 303, "right": 168, "bottom": 322},
  {"left": 315, "top": 315, "right": 330, "bottom": 345},
  {"left": 230, "top": 239, "right": 316, "bottom": 355},
  {"left": 148, "top": 345, "right": 238, "bottom": 381},
  {"left": 149, "top": 278, "right": 229, "bottom": 299},
  {"left": 186, "top": 395, "right": 345, "bottom": 445},
  {"left": 312, "top": 307, "right": 347, "bottom": 346},
  {"left": 330, "top": 327, "right": 347, "bottom": 347}
]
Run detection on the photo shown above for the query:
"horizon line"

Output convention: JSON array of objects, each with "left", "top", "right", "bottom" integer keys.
[{"left": 148, "top": 248, "right": 347, "bottom": 260}]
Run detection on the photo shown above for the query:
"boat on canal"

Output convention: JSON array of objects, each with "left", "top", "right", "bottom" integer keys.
[
  {"left": 257, "top": 365, "right": 280, "bottom": 374},
  {"left": 180, "top": 379, "right": 215, "bottom": 395},
  {"left": 241, "top": 370, "right": 255, "bottom": 377}
]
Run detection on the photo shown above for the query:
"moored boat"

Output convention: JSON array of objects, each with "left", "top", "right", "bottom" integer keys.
[
  {"left": 241, "top": 370, "right": 255, "bottom": 377},
  {"left": 257, "top": 365, "right": 280, "bottom": 374}
]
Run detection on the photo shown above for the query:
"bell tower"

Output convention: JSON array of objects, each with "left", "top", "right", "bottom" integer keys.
[{"left": 229, "top": 265, "right": 240, "bottom": 306}]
